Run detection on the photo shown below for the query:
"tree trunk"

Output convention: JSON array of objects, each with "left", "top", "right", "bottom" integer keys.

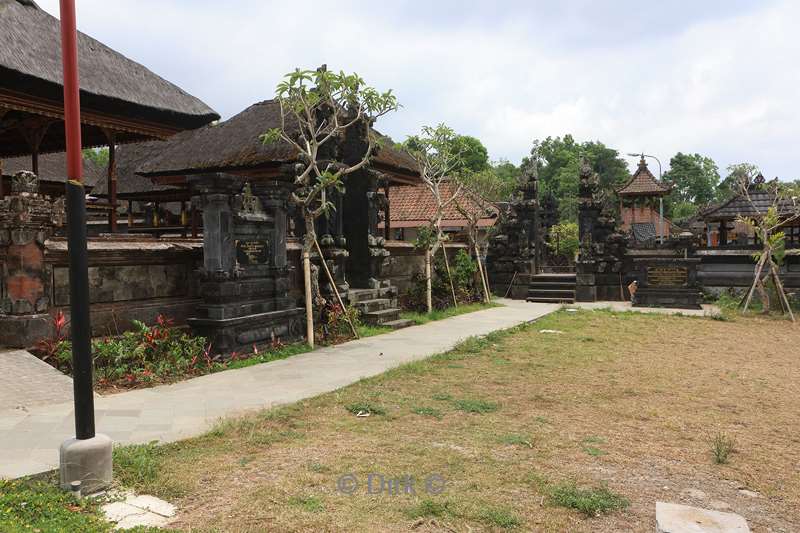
[
  {"left": 742, "top": 253, "right": 767, "bottom": 313},
  {"left": 770, "top": 259, "right": 796, "bottom": 322},
  {"left": 425, "top": 248, "right": 433, "bottom": 313}
]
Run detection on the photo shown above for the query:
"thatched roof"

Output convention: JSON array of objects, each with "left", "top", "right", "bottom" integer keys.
[
  {"left": 2, "top": 151, "right": 105, "bottom": 187},
  {"left": 618, "top": 156, "right": 671, "bottom": 197},
  {"left": 92, "top": 139, "right": 186, "bottom": 199},
  {"left": 136, "top": 100, "right": 420, "bottom": 182},
  {"left": 0, "top": 0, "right": 219, "bottom": 156},
  {"left": 700, "top": 179, "right": 797, "bottom": 221}
]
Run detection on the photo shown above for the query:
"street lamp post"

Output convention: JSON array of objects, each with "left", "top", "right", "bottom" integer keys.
[
  {"left": 627, "top": 152, "right": 666, "bottom": 244},
  {"left": 58, "top": 0, "right": 113, "bottom": 494}
]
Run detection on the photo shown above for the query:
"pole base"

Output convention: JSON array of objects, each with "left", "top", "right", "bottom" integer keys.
[{"left": 59, "top": 433, "right": 113, "bottom": 494}]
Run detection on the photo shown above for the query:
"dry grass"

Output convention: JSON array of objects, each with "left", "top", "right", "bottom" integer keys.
[{"left": 118, "top": 310, "right": 800, "bottom": 532}]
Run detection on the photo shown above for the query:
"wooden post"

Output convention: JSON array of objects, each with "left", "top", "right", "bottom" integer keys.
[
  {"left": 383, "top": 181, "right": 391, "bottom": 240},
  {"left": 191, "top": 204, "right": 199, "bottom": 238},
  {"left": 425, "top": 248, "right": 433, "bottom": 313},
  {"left": 127, "top": 200, "right": 133, "bottom": 229},
  {"left": 180, "top": 201, "right": 188, "bottom": 238},
  {"left": 303, "top": 249, "right": 315, "bottom": 348},
  {"left": 105, "top": 133, "right": 117, "bottom": 233}
]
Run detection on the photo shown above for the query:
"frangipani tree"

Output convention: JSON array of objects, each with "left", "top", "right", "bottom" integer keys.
[
  {"left": 261, "top": 67, "right": 398, "bottom": 346},
  {"left": 403, "top": 124, "right": 473, "bottom": 312},
  {"left": 737, "top": 176, "right": 800, "bottom": 320},
  {"left": 454, "top": 169, "right": 514, "bottom": 303}
]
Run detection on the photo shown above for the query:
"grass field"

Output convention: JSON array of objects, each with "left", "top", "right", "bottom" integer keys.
[{"left": 104, "top": 309, "right": 800, "bottom": 532}]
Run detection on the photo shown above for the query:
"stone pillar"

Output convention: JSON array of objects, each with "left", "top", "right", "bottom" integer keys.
[{"left": 0, "top": 172, "right": 61, "bottom": 347}]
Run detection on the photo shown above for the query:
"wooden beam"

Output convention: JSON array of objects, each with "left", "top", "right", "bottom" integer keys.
[{"left": 17, "top": 117, "right": 52, "bottom": 176}]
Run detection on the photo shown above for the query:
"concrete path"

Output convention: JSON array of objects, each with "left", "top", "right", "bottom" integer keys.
[
  {"left": 0, "top": 349, "right": 75, "bottom": 410},
  {"left": 0, "top": 299, "right": 559, "bottom": 479}
]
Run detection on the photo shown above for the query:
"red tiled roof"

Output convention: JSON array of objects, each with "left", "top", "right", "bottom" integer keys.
[
  {"left": 385, "top": 181, "right": 498, "bottom": 228},
  {"left": 618, "top": 157, "right": 671, "bottom": 197}
]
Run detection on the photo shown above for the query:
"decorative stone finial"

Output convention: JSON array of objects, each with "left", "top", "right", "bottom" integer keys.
[{"left": 11, "top": 171, "right": 39, "bottom": 194}]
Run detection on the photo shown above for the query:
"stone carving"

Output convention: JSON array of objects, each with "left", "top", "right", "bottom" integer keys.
[{"left": 11, "top": 170, "right": 39, "bottom": 194}]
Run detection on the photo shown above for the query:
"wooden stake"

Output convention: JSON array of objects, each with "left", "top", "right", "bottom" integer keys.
[
  {"left": 475, "top": 242, "right": 491, "bottom": 303},
  {"left": 314, "top": 238, "right": 359, "bottom": 339},
  {"left": 425, "top": 248, "right": 433, "bottom": 313},
  {"left": 303, "top": 249, "right": 315, "bottom": 348},
  {"left": 441, "top": 245, "right": 458, "bottom": 308},
  {"left": 504, "top": 271, "right": 518, "bottom": 299}
]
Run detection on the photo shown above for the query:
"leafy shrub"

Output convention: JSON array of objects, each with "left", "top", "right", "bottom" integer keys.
[
  {"left": 401, "top": 250, "right": 482, "bottom": 311},
  {"left": 41, "top": 315, "right": 209, "bottom": 388},
  {"left": 319, "top": 303, "right": 361, "bottom": 343}
]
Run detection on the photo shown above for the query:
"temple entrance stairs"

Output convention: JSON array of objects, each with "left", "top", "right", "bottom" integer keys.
[
  {"left": 348, "top": 282, "right": 414, "bottom": 330},
  {"left": 527, "top": 273, "right": 576, "bottom": 304}
]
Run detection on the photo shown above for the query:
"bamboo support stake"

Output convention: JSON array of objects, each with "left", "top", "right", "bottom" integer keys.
[
  {"left": 475, "top": 242, "right": 491, "bottom": 303},
  {"left": 425, "top": 248, "right": 433, "bottom": 313},
  {"left": 302, "top": 250, "right": 314, "bottom": 348},
  {"left": 441, "top": 245, "right": 458, "bottom": 308},
  {"left": 314, "top": 238, "right": 359, "bottom": 339},
  {"left": 504, "top": 271, "right": 518, "bottom": 298}
]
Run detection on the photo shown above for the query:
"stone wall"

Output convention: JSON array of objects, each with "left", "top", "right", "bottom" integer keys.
[
  {"left": 696, "top": 249, "right": 800, "bottom": 296},
  {"left": 44, "top": 237, "right": 203, "bottom": 339}
]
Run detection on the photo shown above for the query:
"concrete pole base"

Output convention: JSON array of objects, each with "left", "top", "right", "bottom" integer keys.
[{"left": 59, "top": 433, "right": 113, "bottom": 494}]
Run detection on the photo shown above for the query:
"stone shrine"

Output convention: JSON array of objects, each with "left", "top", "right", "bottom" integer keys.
[{"left": 187, "top": 174, "right": 304, "bottom": 355}]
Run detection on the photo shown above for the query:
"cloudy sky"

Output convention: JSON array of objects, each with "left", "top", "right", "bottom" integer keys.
[{"left": 38, "top": 0, "right": 799, "bottom": 179}]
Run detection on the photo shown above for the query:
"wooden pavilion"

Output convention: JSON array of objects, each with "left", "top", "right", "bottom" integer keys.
[
  {"left": 700, "top": 174, "right": 800, "bottom": 248},
  {"left": 0, "top": 0, "right": 219, "bottom": 230},
  {"left": 617, "top": 156, "right": 672, "bottom": 243}
]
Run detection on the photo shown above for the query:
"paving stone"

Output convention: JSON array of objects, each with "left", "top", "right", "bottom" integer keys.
[
  {"left": 656, "top": 502, "right": 750, "bottom": 533},
  {"left": 0, "top": 349, "right": 74, "bottom": 409}
]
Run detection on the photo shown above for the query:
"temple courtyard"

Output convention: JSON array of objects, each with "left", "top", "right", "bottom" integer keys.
[{"left": 5, "top": 302, "right": 798, "bottom": 532}]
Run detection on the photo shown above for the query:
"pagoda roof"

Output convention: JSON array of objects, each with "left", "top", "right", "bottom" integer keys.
[
  {"left": 617, "top": 156, "right": 671, "bottom": 197},
  {"left": 700, "top": 175, "right": 797, "bottom": 221}
]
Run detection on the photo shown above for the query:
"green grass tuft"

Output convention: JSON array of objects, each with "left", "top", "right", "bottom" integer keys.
[
  {"left": 453, "top": 398, "right": 498, "bottom": 414},
  {"left": 475, "top": 505, "right": 521, "bottom": 529},
  {"left": 548, "top": 482, "right": 629, "bottom": 517},
  {"left": 288, "top": 495, "right": 324, "bottom": 513},
  {"left": 710, "top": 432, "right": 736, "bottom": 464},
  {"left": 500, "top": 434, "right": 534, "bottom": 448},
  {"left": 412, "top": 406, "right": 443, "bottom": 419},
  {"left": 405, "top": 498, "right": 455, "bottom": 519}
]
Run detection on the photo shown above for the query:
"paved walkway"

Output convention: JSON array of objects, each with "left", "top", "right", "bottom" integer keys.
[
  {"left": 0, "top": 349, "right": 75, "bottom": 410},
  {"left": 1, "top": 299, "right": 559, "bottom": 479}
]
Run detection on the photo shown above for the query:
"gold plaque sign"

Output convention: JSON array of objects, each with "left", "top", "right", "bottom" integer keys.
[
  {"left": 647, "top": 266, "right": 688, "bottom": 287},
  {"left": 236, "top": 239, "right": 269, "bottom": 266}
]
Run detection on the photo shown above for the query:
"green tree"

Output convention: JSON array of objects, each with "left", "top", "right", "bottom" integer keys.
[
  {"left": 261, "top": 67, "right": 398, "bottom": 347},
  {"left": 522, "top": 135, "right": 629, "bottom": 222},
  {"left": 717, "top": 162, "right": 760, "bottom": 201},
  {"left": 491, "top": 159, "right": 520, "bottom": 189},
  {"left": 662, "top": 153, "right": 720, "bottom": 216},
  {"left": 453, "top": 135, "right": 489, "bottom": 173},
  {"left": 82, "top": 147, "right": 109, "bottom": 168},
  {"left": 403, "top": 124, "right": 474, "bottom": 312}
]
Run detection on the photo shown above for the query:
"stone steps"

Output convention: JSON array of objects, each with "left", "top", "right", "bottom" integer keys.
[
  {"left": 348, "top": 285, "right": 411, "bottom": 329},
  {"left": 527, "top": 273, "right": 576, "bottom": 304}
]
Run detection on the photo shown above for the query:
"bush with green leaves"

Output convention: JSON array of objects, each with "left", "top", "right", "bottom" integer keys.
[
  {"left": 401, "top": 249, "right": 482, "bottom": 312},
  {"left": 45, "top": 315, "right": 209, "bottom": 387}
]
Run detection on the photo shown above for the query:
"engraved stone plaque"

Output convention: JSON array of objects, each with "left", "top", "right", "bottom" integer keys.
[
  {"left": 647, "top": 266, "right": 688, "bottom": 287},
  {"left": 236, "top": 239, "right": 269, "bottom": 266}
]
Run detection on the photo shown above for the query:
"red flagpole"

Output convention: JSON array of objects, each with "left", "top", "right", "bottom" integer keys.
[{"left": 59, "top": 0, "right": 95, "bottom": 440}]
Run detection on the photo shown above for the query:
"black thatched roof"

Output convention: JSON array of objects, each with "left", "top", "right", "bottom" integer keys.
[
  {"left": 701, "top": 186, "right": 797, "bottom": 221},
  {"left": 136, "top": 100, "right": 420, "bottom": 181},
  {"left": 2, "top": 151, "right": 105, "bottom": 187},
  {"left": 0, "top": 0, "right": 219, "bottom": 156},
  {"left": 91, "top": 139, "right": 186, "bottom": 198}
]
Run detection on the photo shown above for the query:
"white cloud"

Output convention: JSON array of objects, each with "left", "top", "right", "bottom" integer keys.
[{"left": 36, "top": 0, "right": 799, "bottom": 179}]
